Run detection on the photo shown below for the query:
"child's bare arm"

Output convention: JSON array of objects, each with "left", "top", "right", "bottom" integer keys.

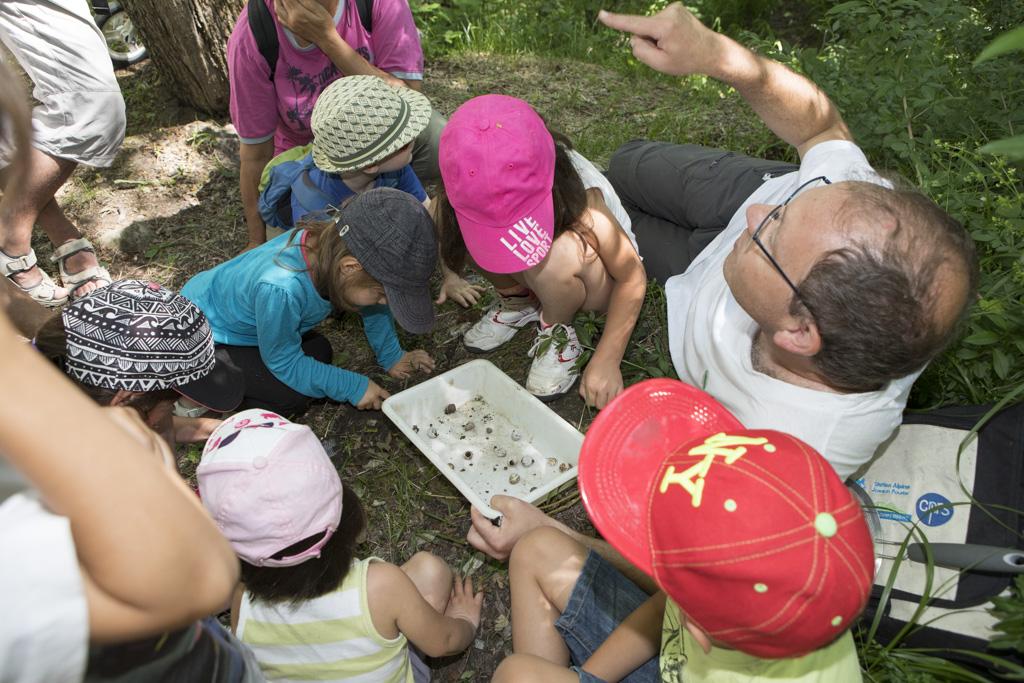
[
  {"left": 368, "top": 561, "right": 482, "bottom": 657},
  {"left": 582, "top": 194, "right": 647, "bottom": 408},
  {"left": 582, "top": 592, "right": 666, "bottom": 682}
]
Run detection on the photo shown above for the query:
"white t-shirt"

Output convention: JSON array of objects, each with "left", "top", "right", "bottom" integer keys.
[
  {"left": 568, "top": 148, "right": 641, "bottom": 254},
  {"left": 665, "top": 140, "right": 920, "bottom": 480},
  {"left": 0, "top": 491, "right": 88, "bottom": 683}
]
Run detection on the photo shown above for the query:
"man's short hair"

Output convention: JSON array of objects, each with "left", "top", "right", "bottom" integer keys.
[{"left": 793, "top": 181, "right": 978, "bottom": 392}]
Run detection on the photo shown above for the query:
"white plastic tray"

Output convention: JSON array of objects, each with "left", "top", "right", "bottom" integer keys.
[{"left": 383, "top": 359, "right": 583, "bottom": 519}]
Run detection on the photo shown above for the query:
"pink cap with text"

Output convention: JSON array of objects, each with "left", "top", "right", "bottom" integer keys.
[{"left": 439, "top": 95, "right": 555, "bottom": 274}]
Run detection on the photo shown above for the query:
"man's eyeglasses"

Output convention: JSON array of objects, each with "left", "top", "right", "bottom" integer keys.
[{"left": 750, "top": 176, "right": 832, "bottom": 311}]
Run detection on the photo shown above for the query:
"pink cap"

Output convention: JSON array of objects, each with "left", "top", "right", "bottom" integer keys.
[
  {"left": 439, "top": 95, "right": 555, "bottom": 274},
  {"left": 197, "top": 409, "right": 343, "bottom": 567}
]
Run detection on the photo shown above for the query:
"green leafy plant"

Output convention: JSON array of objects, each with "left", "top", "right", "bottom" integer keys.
[
  {"left": 857, "top": 514, "right": 1024, "bottom": 681},
  {"left": 742, "top": 0, "right": 1024, "bottom": 408},
  {"left": 990, "top": 576, "right": 1024, "bottom": 656},
  {"left": 975, "top": 24, "right": 1024, "bottom": 159},
  {"left": 572, "top": 282, "right": 678, "bottom": 385}
]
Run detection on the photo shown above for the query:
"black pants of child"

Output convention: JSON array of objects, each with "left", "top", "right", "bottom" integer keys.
[
  {"left": 607, "top": 140, "right": 799, "bottom": 284},
  {"left": 218, "top": 331, "right": 333, "bottom": 417}
]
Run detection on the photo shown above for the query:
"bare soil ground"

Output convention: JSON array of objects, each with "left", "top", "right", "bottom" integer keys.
[{"left": 44, "top": 52, "right": 768, "bottom": 680}]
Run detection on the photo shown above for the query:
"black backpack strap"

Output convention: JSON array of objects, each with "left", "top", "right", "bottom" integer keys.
[
  {"left": 247, "top": 0, "right": 279, "bottom": 82},
  {"left": 354, "top": 0, "right": 373, "bottom": 33},
  {"left": 248, "top": 0, "right": 371, "bottom": 81}
]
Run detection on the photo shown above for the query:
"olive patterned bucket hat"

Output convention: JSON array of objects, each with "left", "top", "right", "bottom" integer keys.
[{"left": 311, "top": 75, "right": 432, "bottom": 174}]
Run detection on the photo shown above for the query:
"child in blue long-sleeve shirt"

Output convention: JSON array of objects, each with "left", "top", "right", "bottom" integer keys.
[{"left": 182, "top": 188, "right": 437, "bottom": 415}]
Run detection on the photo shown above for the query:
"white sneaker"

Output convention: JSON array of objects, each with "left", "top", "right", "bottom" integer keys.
[
  {"left": 173, "top": 398, "right": 208, "bottom": 418},
  {"left": 464, "top": 295, "right": 542, "bottom": 352},
  {"left": 526, "top": 323, "right": 581, "bottom": 401}
]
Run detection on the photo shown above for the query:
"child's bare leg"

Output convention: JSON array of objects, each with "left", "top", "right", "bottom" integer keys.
[
  {"left": 476, "top": 268, "right": 525, "bottom": 295},
  {"left": 401, "top": 551, "right": 454, "bottom": 613},
  {"left": 524, "top": 272, "right": 585, "bottom": 325},
  {"left": 493, "top": 653, "right": 582, "bottom": 683},
  {"left": 509, "top": 527, "right": 588, "bottom": 663}
]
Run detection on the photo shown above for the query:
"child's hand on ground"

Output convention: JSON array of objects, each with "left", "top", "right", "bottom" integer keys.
[
  {"left": 387, "top": 349, "right": 435, "bottom": 379},
  {"left": 172, "top": 416, "right": 223, "bottom": 444},
  {"left": 436, "top": 273, "right": 485, "bottom": 307},
  {"left": 356, "top": 380, "right": 390, "bottom": 410},
  {"left": 466, "top": 495, "right": 558, "bottom": 561},
  {"left": 444, "top": 575, "right": 484, "bottom": 630},
  {"left": 580, "top": 359, "right": 624, "bottom": 409}
]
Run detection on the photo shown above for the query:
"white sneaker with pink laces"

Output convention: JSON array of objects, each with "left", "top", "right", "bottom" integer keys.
[{"left": 526, "top": 323, "right": 581, "bottom": 401}]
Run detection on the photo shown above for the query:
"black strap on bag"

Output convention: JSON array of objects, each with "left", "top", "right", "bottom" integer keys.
[{"left": 248, "top": 0, "right": 375, "bottom": 82}]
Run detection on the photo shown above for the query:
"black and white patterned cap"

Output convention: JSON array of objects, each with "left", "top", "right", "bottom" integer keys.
[{"left": 62, "top": 280, "right": 216, "bottom": 393}]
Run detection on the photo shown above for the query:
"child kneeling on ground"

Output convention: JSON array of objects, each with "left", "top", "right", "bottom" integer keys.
[
  {"left": 259, "top": 74, "right": 478, "bottom": 306},
  {"left": 182, "top": 188, "right": 437, "bottom": 415},
  {"left": 259, "top": 75, "right": 431, "bottom": 231},
  {"left": 198, "top": 409, "right": 484, "bottom": 682},
  {"left": 495, "top": 379, "right": 874, "bottom": 682},
  {"left": 435, "top": 95, "right": 646, "bottom": 407}
]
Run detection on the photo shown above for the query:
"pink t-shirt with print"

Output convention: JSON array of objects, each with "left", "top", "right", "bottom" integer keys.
[{"left": 227, "top": 0, "right": 424, "bottom": 153}]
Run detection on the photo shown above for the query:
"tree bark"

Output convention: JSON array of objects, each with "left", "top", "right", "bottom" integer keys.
[{"left": 120, "top": 0, "right": 245, "bottom": 115}]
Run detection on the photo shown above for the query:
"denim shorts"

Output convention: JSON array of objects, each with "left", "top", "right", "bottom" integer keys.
[{"left": 555, "top": 551, "right": 660, "bottom": 683}]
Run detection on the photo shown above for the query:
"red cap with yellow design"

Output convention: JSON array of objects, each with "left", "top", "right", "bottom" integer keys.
[{"left": 578, "top": 379, "right": 874, "bottom": 659}]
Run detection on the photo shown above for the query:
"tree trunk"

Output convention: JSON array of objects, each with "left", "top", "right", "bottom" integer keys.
[{"left": 120, "top": 0, "right": 245, "bottom": 115}]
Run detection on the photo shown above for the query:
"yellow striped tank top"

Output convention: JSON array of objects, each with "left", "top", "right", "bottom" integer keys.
[{"left": 237, "top": 557, "right": 412, "bottom": 682}]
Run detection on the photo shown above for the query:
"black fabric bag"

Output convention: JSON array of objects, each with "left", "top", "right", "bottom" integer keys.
[{"left": 856, "top": 402, "right": 1024, "bottom": 667}]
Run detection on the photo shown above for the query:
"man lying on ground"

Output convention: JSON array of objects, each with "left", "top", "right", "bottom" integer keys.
[{"left": 467, "top": 1, "right": 977, "bottom": 566}]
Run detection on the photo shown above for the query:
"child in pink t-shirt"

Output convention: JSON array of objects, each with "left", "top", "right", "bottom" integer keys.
[
  {"left": 228, "top": 0, "right": 424, "bottom": 153},
  {"left": 228, "top": 0, "right": 441, "bottom": 249}
]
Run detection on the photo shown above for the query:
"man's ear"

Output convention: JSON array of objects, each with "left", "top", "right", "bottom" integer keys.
[
  {"left": 772, "top": 313, "right": 821, "bottom": 358},
  {"left": 361, "top": 163, "right": 381, "bottom": 175}
]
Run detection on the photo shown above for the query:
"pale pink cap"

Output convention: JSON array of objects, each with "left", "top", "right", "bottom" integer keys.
[
  {"left": 197, "top": 409, "right": 343, "bottom": 567},
  {"left": 439, "top": 95, "right": 555, "bottom": 274}
]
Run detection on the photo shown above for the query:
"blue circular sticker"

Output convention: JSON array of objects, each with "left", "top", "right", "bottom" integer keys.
[{"left": 916, "top": 492, "right": 954, "bottom": 527}]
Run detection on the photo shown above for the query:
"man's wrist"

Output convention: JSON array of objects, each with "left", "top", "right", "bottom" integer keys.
[{"left": 708, "top": 33, "right": 761, "bottom": 90}]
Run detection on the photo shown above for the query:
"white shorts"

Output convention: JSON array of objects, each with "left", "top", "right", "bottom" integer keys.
[{"left": 0, "top": 0, "right": 125, "bottom": 167}]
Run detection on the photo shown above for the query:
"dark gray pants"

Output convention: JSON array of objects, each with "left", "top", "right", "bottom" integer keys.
[
  {"left": 607, "top": 140, "right": 798, "bottom": 283},
  {"left": 219, "top": 331, "right": 333, "bottom": 417},
  {"left": 411, "top": 109, "right": 446, "bottom": 190}
]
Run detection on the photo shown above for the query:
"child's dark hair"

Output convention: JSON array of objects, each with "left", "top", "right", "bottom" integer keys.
[
  {"left": 436, "top": 128, "right": 592, "bottom": 272},
  {"left": 241, "top": 482, "right": 367, "bottom": 605},
  {"left": 33, "top": 314, "right": 175, "bottom": 410}
]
